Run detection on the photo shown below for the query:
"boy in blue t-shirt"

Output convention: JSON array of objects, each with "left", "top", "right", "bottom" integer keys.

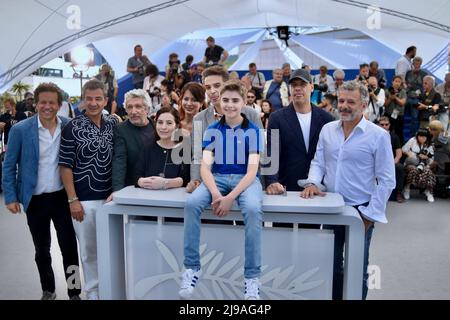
[{"left": 179, "top": 80, "right": 264, "bottom": 300}]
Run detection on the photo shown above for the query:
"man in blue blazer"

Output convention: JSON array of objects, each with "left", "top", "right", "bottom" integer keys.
[
  {"left": 2, "top": 83, "right": 81, "bottom": 300},
  {"left": 265, "top": 69, "right": 334, "bottom": 193}
]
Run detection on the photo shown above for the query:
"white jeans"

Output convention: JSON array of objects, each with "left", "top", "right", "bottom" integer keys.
[{"left": 72, "top": 200, "right": 104, "bottom": 296}]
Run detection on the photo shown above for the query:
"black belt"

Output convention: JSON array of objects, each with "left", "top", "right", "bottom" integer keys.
[{"left": 352, "top": 201, "right": 370, "bottom": 214}]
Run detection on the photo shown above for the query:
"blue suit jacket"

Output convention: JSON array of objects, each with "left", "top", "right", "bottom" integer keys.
[
  {"left": 2, "top": 115, "right": 69, "bottom": 212},
  {"left": 265, "top": 103, "right": 333, "bottom": 191}
]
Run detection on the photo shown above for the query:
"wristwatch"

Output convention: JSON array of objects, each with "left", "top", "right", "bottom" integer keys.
[{"left": 68, "top": 196, "right": 79, "bottom": 204}]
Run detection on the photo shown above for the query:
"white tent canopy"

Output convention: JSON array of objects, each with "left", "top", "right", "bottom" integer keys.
[{"left": 1, "top": 0, "right": 449, "bottom": 92}]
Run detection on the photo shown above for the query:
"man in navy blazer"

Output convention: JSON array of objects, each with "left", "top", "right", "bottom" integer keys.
[
  {"left": 2, "top": 83, "right": 81, "bottom": 300},
  {"left": 265, "top": 69, "right": 333, "bottom": 193}
]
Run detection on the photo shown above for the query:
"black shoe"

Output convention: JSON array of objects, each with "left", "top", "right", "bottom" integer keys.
[
  {"left": 41, "top": 291, "right": 56, "bottom": 300},
  {"left": 69, "top": 295, "right": 81, "bottom": 300}
]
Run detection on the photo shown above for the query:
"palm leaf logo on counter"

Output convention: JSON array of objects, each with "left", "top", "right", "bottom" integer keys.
[{"left": 134, "top": 240, "right": 324, "bottom": 299}]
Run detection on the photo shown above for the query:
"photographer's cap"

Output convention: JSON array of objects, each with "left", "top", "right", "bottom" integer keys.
[{"left": 289, "top": 69, "right": 312, "bottom": 84}]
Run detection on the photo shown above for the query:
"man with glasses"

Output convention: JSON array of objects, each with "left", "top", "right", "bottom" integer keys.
[
  {"left": 245, "top": 89, "right": 261, "bottom": 114},
  {"left": 333, "top": 70, "right": 345, "bottom": 92},
  {"left": 378, "top": 116, "right": 405, "bottom": 203},
  {"left": 110, "top": 89, "right": 156, "bottom": 200},
  {"left": 265, "top": 69, "right": 333, "bottom": 194}
]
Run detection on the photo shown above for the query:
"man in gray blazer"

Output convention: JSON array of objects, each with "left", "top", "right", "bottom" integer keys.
[
  {"left": 187, "top": 66, "right": 264, "bottom": 192},
  {"left": 2, "top": 83, "right": 81, "bottom": 300}
]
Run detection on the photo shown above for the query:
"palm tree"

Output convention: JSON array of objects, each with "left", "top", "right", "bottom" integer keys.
[{"left": 11, "top": 81, "right": 31, "bottom": 101}]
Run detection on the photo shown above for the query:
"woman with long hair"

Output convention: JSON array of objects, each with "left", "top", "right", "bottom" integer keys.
[
  {"left": 178, "top": 82, "right": 206, "bottom": 135},
  {"left": 260, "top": 99, "right": 273, "bottom": 130}
]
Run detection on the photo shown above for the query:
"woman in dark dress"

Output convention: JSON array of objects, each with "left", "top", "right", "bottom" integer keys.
[{"left": 135, "top": 107, "right": 190, "bottom": 189}]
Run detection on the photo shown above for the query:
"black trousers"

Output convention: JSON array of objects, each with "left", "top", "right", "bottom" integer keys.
[
  {"left": 324, "top": 202, "right": 371, "bottom": 300},
  {"left": 395, "top": 163, "right": 405, "bottom": 192},
  {"left": 26, "top": 189, "right": 81, "bottom": 297}
]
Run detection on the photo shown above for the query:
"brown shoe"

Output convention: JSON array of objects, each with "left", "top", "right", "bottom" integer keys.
[{"left": 396, "top": 192, "right": 405, "bottom": 203}]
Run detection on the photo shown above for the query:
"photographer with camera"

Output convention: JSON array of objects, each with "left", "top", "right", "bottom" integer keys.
[
  {"left": 94, "top": 64, "right": 118, "bottom": 115},
  {"left": 165, "top": 53, "right": 183, "bottom": 88},
  {"left": 364, "top": 76, "right": 385, "bottom": 122},
  {"left": 245, "top": 62, "right": 266, "bottom": 102},
  {"left": 143, "top": 64, "right": 165, "bottom": 113},
  {"left": 313, "top": 66, "right": 335, "bottom": 93},
  {"left": 127, "top": 45, "right": 152, "bottom": 89},
  {"left": 369, "top": 61, "right": 387, "bottom": 89},
  {"left": 402, "top": 128, "right": 436, "bottom": 202},
  {"left": 355, "top": 63, "right": 370, "bottom": 86},
  {"left": 384, "top": 75, "right": 407, "bottom": 143},
  {"left": 165, "top": 53, "right": 182, "bottom": 78},
  {"left": 417, "top": 76, "right": 443, "bottom": 129}
]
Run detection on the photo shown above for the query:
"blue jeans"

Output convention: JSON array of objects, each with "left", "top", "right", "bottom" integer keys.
[
  {"left": 183, "top": 174, "right": 263, "bottom": 279},
  {"left": 325, "top": 204, "right": 374, "bottom": 300}
]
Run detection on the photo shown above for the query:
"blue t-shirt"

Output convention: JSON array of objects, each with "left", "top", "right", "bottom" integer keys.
[
  {"left": 202, "top": 114, "right": 264, "bottom": 175},
  {"left": 59, "top": 113, "right": 118, "bottom": 201}
]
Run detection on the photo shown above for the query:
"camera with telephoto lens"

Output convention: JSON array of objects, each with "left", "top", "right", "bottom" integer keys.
[
  {"left": 415, "top": 128, "right": 432, "bottom": 172},
  {"left": 314, "top": 83, "right": 328, "bottom": 92},
  {"left": 358, "top": 75, "right": 368, "bottom": 82},
  {"left": 149, "top": 87, "right": 161, "bottom": 98},
  {"left": 389, "top": 86, "right": 396, "bottom": 95},
  {"left": 169, "top": 60, "right": 180, "bottom": 73},
  {"left": 417, "top": 148, "right": 432, "bottom": 172}
]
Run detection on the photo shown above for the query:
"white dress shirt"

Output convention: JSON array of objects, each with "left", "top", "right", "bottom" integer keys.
[
  {"left": 395, "top": 55, "right": 412, "bottom": 79},
  {"left": 306, "top": 116, "right": 395, "bottom": 223},
  {"left": 365, "top": 88, "right": 385, "bottom": 122},
  {"left": 34, "top": 116, "right": 64, "bottom": 195}
]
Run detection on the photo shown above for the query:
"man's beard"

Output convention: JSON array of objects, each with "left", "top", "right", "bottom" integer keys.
[{"left": 339, "top": 108, "right": 362, "bottom": 122}]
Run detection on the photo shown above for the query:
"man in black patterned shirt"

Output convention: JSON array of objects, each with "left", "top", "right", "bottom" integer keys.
[{"left": 59, "top": 79, "right": 118, "bottom": 300}]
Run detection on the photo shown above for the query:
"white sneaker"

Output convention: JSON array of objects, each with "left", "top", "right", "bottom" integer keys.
[
  {"left": 244, "top": 278, "right": 261, "bottom": 300},
  {"left": 178, "top": 269, "right": 202, "bottom": 299},
  {"left": 403, "top": 188, "right": 410, "bottom": 200},
  {"left": 424, "top": 190, "right": 435, "bottom": 203}
]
